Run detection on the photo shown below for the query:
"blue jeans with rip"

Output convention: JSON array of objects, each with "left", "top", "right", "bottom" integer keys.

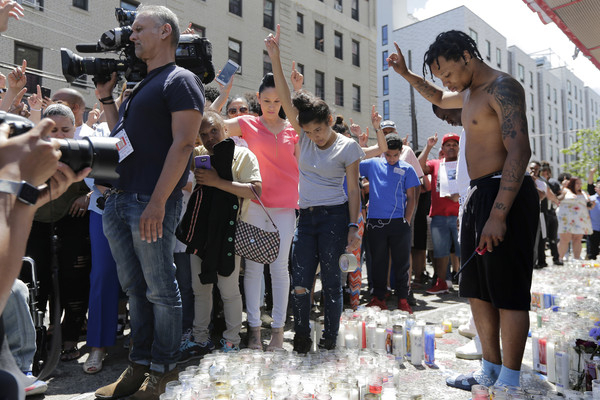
[
  {"left": 103, "top": 192, "right": 182, "bottom": 373},
  {"left": 292, "top": 203, "right": 348, "bottom": 341}
]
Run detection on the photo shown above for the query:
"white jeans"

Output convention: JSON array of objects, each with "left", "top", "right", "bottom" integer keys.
[
  {"left": 191, "top": 254, "right": 242, "bottom": 346},
  {"left": 243, "top": 202, "right": 296, "bottom": 329}
]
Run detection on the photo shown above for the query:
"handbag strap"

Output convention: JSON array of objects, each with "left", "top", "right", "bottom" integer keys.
[{"left": 248, "top": 184, "right": 278, "bottom": 231}]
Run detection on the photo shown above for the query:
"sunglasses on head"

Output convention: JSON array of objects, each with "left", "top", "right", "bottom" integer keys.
[{"left": 227, "top": 106, "right": 248, "bottom": 115}]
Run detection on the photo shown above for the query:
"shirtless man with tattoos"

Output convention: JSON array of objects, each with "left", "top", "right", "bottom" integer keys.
[{"left": 389, "top": 31, "right": 538, "bottom": 390}]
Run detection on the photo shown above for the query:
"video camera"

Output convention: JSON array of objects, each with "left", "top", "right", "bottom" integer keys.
[
  {"left": 61, "top": 8, "right": 215, "bottom": 84},
  {"left": 0, "top": 111, "right": 120, "bottom": 181}
]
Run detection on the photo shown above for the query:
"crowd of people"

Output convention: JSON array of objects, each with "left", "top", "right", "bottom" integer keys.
[{"left": 0, "top": 2, "right": 599, "bottom": 399}]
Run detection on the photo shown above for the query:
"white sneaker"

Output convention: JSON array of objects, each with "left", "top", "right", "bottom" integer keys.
[
  {"left": 25, "top": 379, "right": 48, "bottom": 396},
  {"left": 458, "top": 317, "right": 478, "bottom": 339},
  {"left": 455, "top": 335, "right": 482, "bottom": 360}
]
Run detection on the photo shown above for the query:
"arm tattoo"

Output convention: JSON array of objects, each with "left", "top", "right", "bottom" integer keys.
[
  {"left": 494, "top": 202, "right": 507, "bottom": 211},
  {"left": 485, "top": 77, "right": 527, "bottom": 140},
  {"left": 414, "top": 79, "right": 439, "bottom": 100}
]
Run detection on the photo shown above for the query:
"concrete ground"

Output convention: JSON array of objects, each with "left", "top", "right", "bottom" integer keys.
[{"left": 34, "top": 257, "right": 566, "bottom": 400}]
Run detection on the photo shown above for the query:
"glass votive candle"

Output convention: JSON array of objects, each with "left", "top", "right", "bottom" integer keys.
[{"left": 471, "top": 384, "right": 489, "bottom": 400}]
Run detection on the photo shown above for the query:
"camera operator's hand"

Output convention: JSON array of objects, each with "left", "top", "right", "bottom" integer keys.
[
  {"left": 139, "top": 199, "right": 165, "bottom": 243},
  {"left": 95, "top": 72, "right": 118, "bottom": 99},
  {"left": 37, "top": 163, "right": 91, "bottom": 207},
  {"left": 0, "top": 118, "right": 61, "bottom": 186},
  {"left": 0, "top": 0, "right": 24, "bottom": 32}
]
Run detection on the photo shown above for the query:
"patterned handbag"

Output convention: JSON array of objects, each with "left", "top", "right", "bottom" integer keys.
[{"left": 234, "top": 186, "right": 280, "bottom": 264}]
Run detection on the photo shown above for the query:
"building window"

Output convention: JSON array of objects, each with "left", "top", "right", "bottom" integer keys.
[
  {"left": 382, "top": 50, "right": 388, "bottom": 71},
  {"left": 382, "top": 25, "right": 388, "bottom": 46},
  {"left": 574, "top": 85, "right": 578, "bottom": 100},
  {"left": 530, "top": 93, "right": 534, "bottom": 110},
  {"left": 469, "top": 28, "right": 478, "bottom": 45},
  {"left": 575, "top": 104, "right": 578, "bottom": 118},
  {"left": 531, "top": 115, "right": 535, "bottom": 132},
  {"left": 485, "top": 40, "right": 491, "bottom": 61},
  {"left": 191, "top": 23, "right": 206, "bottom": 37},
  {"left": 496, "top": 48, "right": 501, "bottom": 68},
  {"left": 554, "top": 108, "right": 557, "bottom": 123},
  {"left": 120, "top": 0, "right": 138, "bottom": 10},
  {"left": 546, "top": 83, "right": 550, "bottom": 99},
  {"left": 383, "top": 75, "right": 389, "bottom": 96},
  {"left": 72, "top": 0, "right": 88, "bottom": 10},
  {"left": 351, "top": 0, "right": 359, "bottom": 20},
  {"left": 383, "top": 100, "right": 390, "bottom": 120},
  {"left": 567, "top": 80, "right": 571, "bottom": 95},
  {"left": 568, "top": 99, "right": 572, "bottom": 114},
  {"left": 334, "top": 31, "right": 343, "bottom": 59},
  {"left": 315, "top": 71, "right": 325, "bottom": 100},
  {"left": 334, "top": 0, "right": 342, "bottom": 12},
  {"left": 335, "top": 78, "right": 344, "bottom": 106},
  {"left": 228, "top": 38, "right": 242, "bottom": 74},
  {"left": 19, "top": 0, "right": 44, "bottom": 11},
  {"left": 229, "top": 0, "right": 242, "bottom": 17},
  {"left": 352, "top": 85, "right": 361, "bottom": 112},
  {"left": 553, "top": 88, "right": 557, "bottom": 104},
  {"left": 263, "top": 51, "right": 272, "bottom": 76},
  {"left": 568, "top": 117, "right": 573, "bottom": 130},
  {"left": 529, "top": 71, "right": 533, "bottom": 88},
  {"left": 14, "top": 43, "right": 42, "bottom": 92},
  {"left": 518, "top": 64, "right": 524, "bottom": 83},
  {"left": 547, "top": 104, "right": 551, "bottom": 120},
  {"left": 297, "top": 12, "right": 304, "bottom": 33},
  {"left": 351, "top": 40, "right": 360, "bottom": 67},
  {"left": 297, "top": 63, "right": 304, "bottom": 76},
  {"left": 315, "top": 22, "right": 324, "bottom": 51},
  {"left": 263, "top": 0, "right": 274, "bottom": 30}
]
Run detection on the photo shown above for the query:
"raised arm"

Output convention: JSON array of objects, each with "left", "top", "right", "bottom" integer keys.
[
  {"left": 388, "top": 42, "right": 462, "bottom": 109},
  {"left": 265, "top": 25, "right": 302, "bottom": 135},
  {"left": 209, "top": 72, "right": 234, "bottom": 113},
  {"left": 478, "top": 76, "right": 531, "bottom": 252},
  {"left": 417, "top": 134, "right": 437, "bottom": 175}
]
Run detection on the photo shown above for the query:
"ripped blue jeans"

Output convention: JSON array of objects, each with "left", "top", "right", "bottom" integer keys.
[{"left": 292, "top": 203, "right": 349, "bottom": 341}]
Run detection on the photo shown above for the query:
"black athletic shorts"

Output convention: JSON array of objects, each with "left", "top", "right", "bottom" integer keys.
[{"left": 459, "top": 174, "right": 538, "bottom": 311}]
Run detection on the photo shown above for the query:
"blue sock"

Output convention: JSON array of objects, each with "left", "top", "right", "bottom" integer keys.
[
  {"left": 473, "top": 359, "right": 501, "bottom": 386},
  {"left": 495, "top": 365, "right": 521, "bottom": 387}
]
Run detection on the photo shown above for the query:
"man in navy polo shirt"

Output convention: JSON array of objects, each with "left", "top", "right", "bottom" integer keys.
[{"left": 95, "top": 5, "right": 204, "bottom": 399}]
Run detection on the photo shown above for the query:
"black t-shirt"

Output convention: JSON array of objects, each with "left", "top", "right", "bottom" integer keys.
[{"left": 111, "top": 64, "right": 205, "bottom": 196}]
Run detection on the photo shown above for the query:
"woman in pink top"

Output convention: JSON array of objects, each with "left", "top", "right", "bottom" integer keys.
[{"left": 225, "top": 73, "right": 299, "bottom": 351}]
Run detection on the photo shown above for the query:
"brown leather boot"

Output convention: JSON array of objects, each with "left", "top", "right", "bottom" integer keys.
[
  {"left": 95, "top": 363, "right": 149, "bottom": 399},
  {"left": 128, "top": 367, "right": 180, "bottom": 400},
  {"left": 266, "top": 327, "right": 284, "bottom": 351},
  {"left": 247, "top": 326, "right": 263, "bottom": 350}
]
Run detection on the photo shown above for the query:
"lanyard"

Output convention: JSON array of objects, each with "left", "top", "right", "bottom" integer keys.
[{"left": 113, "top": 62, "right": 176, "bottom": 134}]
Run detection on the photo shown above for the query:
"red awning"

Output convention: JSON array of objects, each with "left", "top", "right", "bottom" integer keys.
[{"left": 523, "top": 0, "right": 600, "bottom": 70}]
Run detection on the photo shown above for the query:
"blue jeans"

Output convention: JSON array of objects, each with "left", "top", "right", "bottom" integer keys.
[
  {"left": 430, "top": 215, "right": 460, "bottom": 258},
  {"left": 292, "top": 203, "right": 348, "bottom": 341},
  {"left": 103, "top": 192, "right": 182, "bottom": 372},
  {"left": 4, "top": 280, "right": 36, "bottom": 372}
]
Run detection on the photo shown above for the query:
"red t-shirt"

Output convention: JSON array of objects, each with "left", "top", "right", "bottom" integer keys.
[{"left": 426, "top": 158, "right": 459, "bottom": 217}]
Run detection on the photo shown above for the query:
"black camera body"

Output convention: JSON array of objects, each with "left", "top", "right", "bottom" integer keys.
[
  {"left": 0, "top": 111, "right": 120, "bottom": 181},
  {"left": 61, "top": 8, "right": 215, "bottom": 84}
]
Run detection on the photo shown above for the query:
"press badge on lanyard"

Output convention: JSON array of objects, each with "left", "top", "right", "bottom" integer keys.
[{"left": 114, "top": 128, "right": 134, "bottom": 162}]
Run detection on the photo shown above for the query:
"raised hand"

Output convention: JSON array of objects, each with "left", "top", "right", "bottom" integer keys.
[
  {"left": 182, "top": 22, "right": 195, "bottom": 35},
  {"left": 370, "top": 105, "right": 382, "bottom": 129},
  {"left": 28, "top": 85, "right": 43, "bottom": 111},
  {"left": 290, "top": 61, "right": 303, "bottom": 91},
  {"left": 426, "top": 133, "right": 438, "bottom": 148},
  {"left": 0, "top": 0, "right": 24, "bottom": 32},
  {"left": 0, "top": 72, "right": 6, "bottom": 90},
  {"left": 349, "top": 118, "right": 362, "bottom": 137},
  {"left": 264, "top": 24, "right": 280, "bottom": 59},
  {"left": 86, "top": 103, "right": 100, "bottom": 127},
  {"left": 7, "top": 59, "right": 27, "bottom": 90},
  {"left": 387, "top": 42, "right": 409, "bottom": 76}
]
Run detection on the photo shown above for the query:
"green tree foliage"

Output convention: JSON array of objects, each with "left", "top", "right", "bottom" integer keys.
[{"left": 561, "top": 120, "right": 600, "bottom": 178}]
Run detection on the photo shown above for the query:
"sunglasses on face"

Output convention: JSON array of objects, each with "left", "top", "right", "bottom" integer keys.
[{"left": 227, "top": 106, "right": 248, "bottom": 115}]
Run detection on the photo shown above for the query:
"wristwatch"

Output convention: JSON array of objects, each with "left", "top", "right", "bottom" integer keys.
[{"left": 0, "top": 180, "right": 40, "bottom": 205}]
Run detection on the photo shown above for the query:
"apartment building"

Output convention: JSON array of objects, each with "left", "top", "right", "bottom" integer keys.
[{"left": 1, "top": 0, "right": 377, "bottom": 125}]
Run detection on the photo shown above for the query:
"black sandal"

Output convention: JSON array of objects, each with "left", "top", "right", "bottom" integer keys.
[{"left": 60, "top": 346, "right": 80, "bottom": 362}]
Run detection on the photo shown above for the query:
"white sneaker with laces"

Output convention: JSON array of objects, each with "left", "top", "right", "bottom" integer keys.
[{"left": 455, "top": 335, "right": 482, "bottom": 360}]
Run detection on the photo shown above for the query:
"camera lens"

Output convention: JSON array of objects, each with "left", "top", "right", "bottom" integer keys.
[{"left": 57, "top": 137, "right": 120, "bottom": 181}]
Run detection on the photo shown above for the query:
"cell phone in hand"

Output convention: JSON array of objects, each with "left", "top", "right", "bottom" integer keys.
[
  {"left": 195, "top": 155, "right": 211, "bottom": 169},
  {"left": 215, "top": 59, "right": 240, "bottom": 86},
  {"left": 40, "top": 86, "right": 51, "bottom": 99}
]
